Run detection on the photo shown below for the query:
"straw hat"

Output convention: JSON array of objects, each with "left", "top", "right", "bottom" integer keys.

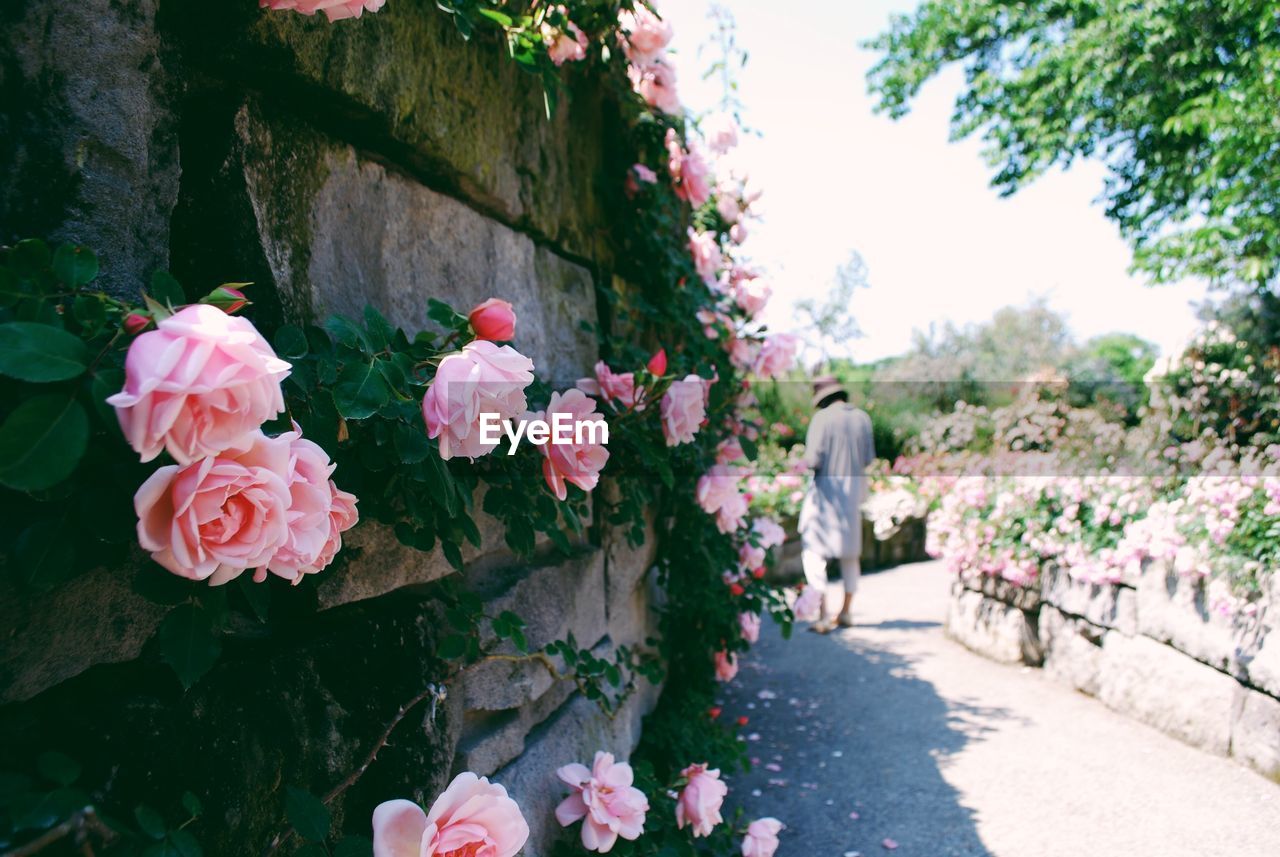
[{"left": 811, "top": 375, "right": 845, "bottom": 406}]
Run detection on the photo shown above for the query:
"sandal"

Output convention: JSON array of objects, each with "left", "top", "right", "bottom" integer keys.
[
  {"left": 836, "top": 612, "right": 855, "bottom": 628},
  {"left": 808, "top": 618, "right": 836, "bottom": 635}
]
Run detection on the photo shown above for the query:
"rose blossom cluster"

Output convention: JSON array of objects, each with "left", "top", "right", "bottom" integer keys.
[
  {"left": 542, "top": 5, "right": 589, "bottom": 66},
  {"left": 110, "top": 305, "right": 358, "bottom": 585},
  {"left": 697, "top": 465, "right": 750, "bottom": 533},
  {"left": 620, "top": 4, "right": 680, "bottom": 116},
  {"left": 554, "top": 750, "right": 775, "bottom": 855},
  {"left": 261, "top": 0, "right": 385, "bottom": 21}
]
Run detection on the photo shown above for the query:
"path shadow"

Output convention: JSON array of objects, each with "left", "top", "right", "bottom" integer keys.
[
  {"left": 855, "top": 619, "right": 943, "bottom": 631},
  {"left": 719, "top": 622, "right": 1013, "bottom": 857}
]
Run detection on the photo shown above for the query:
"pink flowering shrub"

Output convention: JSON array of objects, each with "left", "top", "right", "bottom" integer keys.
[{"left": 665, "top": 129, "right": 712, "bottom": 207}]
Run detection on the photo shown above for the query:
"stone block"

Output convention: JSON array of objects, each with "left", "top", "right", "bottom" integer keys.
[
  {"left": 0, "top": 566, "right": 170, "bottom": 704},
  {"left": 0, "top": 0, "right": 179, "bottom": 297},
  {"left": 463, "top": 550, "right": 608, "bottom": 712},
  {"left": 960, "top": 573, "right": 1040, "bottom": 611},
  {"left": 228, "top": 106, "right": 599, "bottom": 387},
  {"left": 1230, "top": 685, "right": 1280, "bottom": 781},
  {"left": 173, "top": 1, "right": 619, "bottom": 263},
  {"left": 1097, "top": 633, "right": 1238, "bottom": 756},
  {"left": 945, "top": 585, "right": 1042, "bottom": 665},
  {"left": 1038, "top": 605, "right": 1104, "bottom": 696},
  {"left": 1136, "top": 562, "right": 1255, "bottom": 679},
  {"left": 1041, "top": 565, "right": 1137, "bottom": 635}
]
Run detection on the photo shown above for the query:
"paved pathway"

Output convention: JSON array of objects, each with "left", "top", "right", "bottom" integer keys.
[{"left": 720, "top": 560, "right": 1280, "bottom": 857}]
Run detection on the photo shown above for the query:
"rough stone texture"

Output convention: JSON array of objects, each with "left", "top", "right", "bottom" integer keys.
[
  {"left": 0, "top": 566, "right": 170, "bottom": 705},
  {"left": 945, "top": 585, "right": 1042, "bottom": 665},
  {"left": 1135, "top": 561, "right": 1277, "bottom": 694},
  {"left": 229, "top": 105, "right": 599, "bottom": 387},
  {"left": 959, "top": 572, "right": 1042, "bottom": 611},
  {"left": 0, "top": 0, "right": 180, "bottom": 297},
  {"left": 1038, "top": 605, "right": 1105, "bottom": 696},
  {"left": 1230, "top": 686, "right": 1280, "bottom": 780},
  {"left": 1097, "top": 632, "right": 1239, "bottom": 756},
  {"left": 1040, "top": 565, "right": 1137, "bottom": 635},
  {"left": 203, "top": 0, "right": 623, "bottom": 264}
]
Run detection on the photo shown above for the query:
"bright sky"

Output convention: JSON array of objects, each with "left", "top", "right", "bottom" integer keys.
[{"left": 660, "top": 0, "right": 1208, "bottom": 362}]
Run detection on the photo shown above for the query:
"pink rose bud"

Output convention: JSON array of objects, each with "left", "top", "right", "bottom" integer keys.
[
  {"left": 123, "top": 312, "right": 152, "bottom": 336},
  {"left": 468, "top": 298, "right": 517, "bottom": 341},
  {"left": 203, "top": 285, "right": 249, "bottom": 314},
  {"left": 647, "top": 348, "right": 667, "bottom": 376}
]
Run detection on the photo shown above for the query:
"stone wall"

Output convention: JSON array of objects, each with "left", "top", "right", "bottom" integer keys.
[
  {"left": 946, "top": 562, "right": 1280, "bottom": 780},
  {"left": 0, "top": 1, "right": 657, "bottom": 853},
  {"left": 774, "top": 517, "right": 929, "bottom": 582}
]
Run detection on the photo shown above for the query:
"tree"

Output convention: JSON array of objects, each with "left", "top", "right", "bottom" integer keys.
[
  {"left": 1062, "top": 332, "right": 1159, "bottom": 421},
  {"left": 866, "top": 1, "right": 1280, "bottom": 291},
  {"left": 796, "top": 250, "right": 867, "bottom": 362}
]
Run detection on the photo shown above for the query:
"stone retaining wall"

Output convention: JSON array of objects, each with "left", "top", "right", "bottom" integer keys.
[
  {"left": 946, "top": 561, "right": 1280, "bottom": 780},
  {"left": 0, "top": 2, "right": 655, "bottom": 853},
  {"left": 775, "top": 517, "right": 929, "bottom": 581}
]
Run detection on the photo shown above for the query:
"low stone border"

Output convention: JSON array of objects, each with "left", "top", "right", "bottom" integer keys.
[
  {"left": 945, "top": 561, "right": 1280, "bottom": 780},
  {"left": 772, "top": 517, "right": 929, "bottom": 582}
]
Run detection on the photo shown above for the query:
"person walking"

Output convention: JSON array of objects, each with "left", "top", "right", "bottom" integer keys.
[{"left": 799, "top": 375, "right": 876, "bottom": 633}]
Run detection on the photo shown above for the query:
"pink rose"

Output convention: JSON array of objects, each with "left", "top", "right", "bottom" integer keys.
[
  {"left": 107, "top": 304, "right": 290, "bottom": 465},
  {"left": 742, "top": 818, "right": 782, "bottom": 857},
  {"left": 260, "top": 0, "right": 386, "bottom": 22},
  {"left": 730, "top": 222, "right": 749, "bottom": 244},
  {"left": 717, "top": 436, "right": 745, "bottom": 464},
  {"left": 629, "top": 55, "right": 681, "bottom": 115},
  {"left": 543, "top": 9, "right": 588, "bottom": 66},
  {"left": 697, "top": 465, "right": 748, "bottom": 533},
  {"left": 255, "top": 427, "right": 359, "bottom": 583},
  {"left": 665, "top": 129, "right": 711, "bottom": 208},
  {"left": 716, "top": 194, "right": 742, "bottom": 224},
  {"left": 734, "top": 278, "right": 771, "bottom": 318},
  {"left": 727, "top": 333, "right": 759, "bottom": 372},
  {"left": 712, "top": 650, "right": 738, "bottom": 683},
  {"left": 676, "top": 763, "right": 727, "bottom": 836},
  {"left": 752, "top": 517, "right": 786, "bottom": 550},
  {"left": 739, "top": 611, "right": 761, "bottom": 644},
  {"left": 576, "top": 361, "right": 643, "bottom": 411},
  {"left": 618, "top": 4, "right": 673, "bottom": 63},
  {"left": 468, "top": 297, "right": 517, "bottom": 341},
  {"left": 555, "top": 751, "right": 649, "bottom": 852},
  {"left": 422, "top": 341, "right": 535, "bottom": 460},
  {"left": 661, "top": 375, "right": 707, "bottom": 447},
  {"left": 646, "top": 348, "right": 667, "bottom": 376},
  {"left": 703, "top": 112, "right": 740, "bottom": 155},
  {"left": 753, "top": 334, "right": 797, "bottom": 379},
  {"left": 372, "top": 772, "right": 529, "bottom": 857},
  {"left": 133, "top": 430, "right": 292, "bottom": 582},
  {"left": 533, "top": 389, "right": 610, "bottom": 500},
  {"left": 688, "top": 229, "right": 723, "bottom": 287}
]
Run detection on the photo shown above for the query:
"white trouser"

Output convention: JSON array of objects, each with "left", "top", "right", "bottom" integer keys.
[{"left": 801, "top": 549, "right": 861, "bottom": 599}]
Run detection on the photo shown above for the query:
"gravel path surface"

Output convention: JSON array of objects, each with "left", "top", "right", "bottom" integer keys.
[{"left": 720, "top": 560, "right": 1280, "bottom": 857}]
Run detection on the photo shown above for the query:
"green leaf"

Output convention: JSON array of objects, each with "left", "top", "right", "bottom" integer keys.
[
  {"left": 72, "top": 294, "right": 107, "bottom": 330},
  {"left": 0, "top": 265, "right": 24, "bottom": 307},
  {"left": 11, "top": 787, "right": 89, "bottom": 833},
  {"left": 292, "top": 845, "right": 328, "bottom": 857},
  {"left": 0, "top": 322, "right": 91, "bottom": 381},
  {"left": 156, "top": 603, "right": 222, "bottom": 690},
  {"left": 236, "top": 574, "right": 270, "bottom": 623},
  {"left": 441, "top": 539, "right": 463, "bottom": 571},
  {"left": 333, "top": 361, "right": 393, "bottom": 420},
  {"left": 273, "top": 324, "right": 309, "bottom": 359},
  {"left": 165, "top": 829, "right": 203, "bottom": 857},
  {"left": 36, "top": 752, "right": 81, "bottom": 787},
  {"left": 285, "top": 786, "right": 331, "bottom": 843},
  {"left": 437, "top": 634, "right": 467, "bottom": 660},
  {"left": 324, "top": 315, "right": 370, "bottom": 352},
  {"left": 476, "top": 7, "right": 513, "bottom": 27},
  {"left": 426, "top": 298, "right": 467, "bottom": 331},
  {"left": 134, "top": 804, "right": 167, "bottom": 839},
  {"left": 181, "top": 791, "right": 204, "bottom": 818},
  {"left": 334, "top": 835, "right": 374, "bottom": 857},
  {"left": 10, "top": 239, "right": 51, "bottom": 277},
  {"left": 52, "top": 244, "right": 98, "bottom": 287},
  {"left": 148, "top": 271, "right": 185, "bottom": 308},
  {"left": 362, "top": 305, "right": 395, "bottom": 351},
  {"left": 393, "top": 422, "right": 433, "bottom": 464},
  {"left": 0, "top": 395, "right": 89, "bottom": 491}
]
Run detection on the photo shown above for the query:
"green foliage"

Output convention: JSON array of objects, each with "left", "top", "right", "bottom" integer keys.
[{"left": 866, "top": 0, "right": 1280, "bottom": 290}]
